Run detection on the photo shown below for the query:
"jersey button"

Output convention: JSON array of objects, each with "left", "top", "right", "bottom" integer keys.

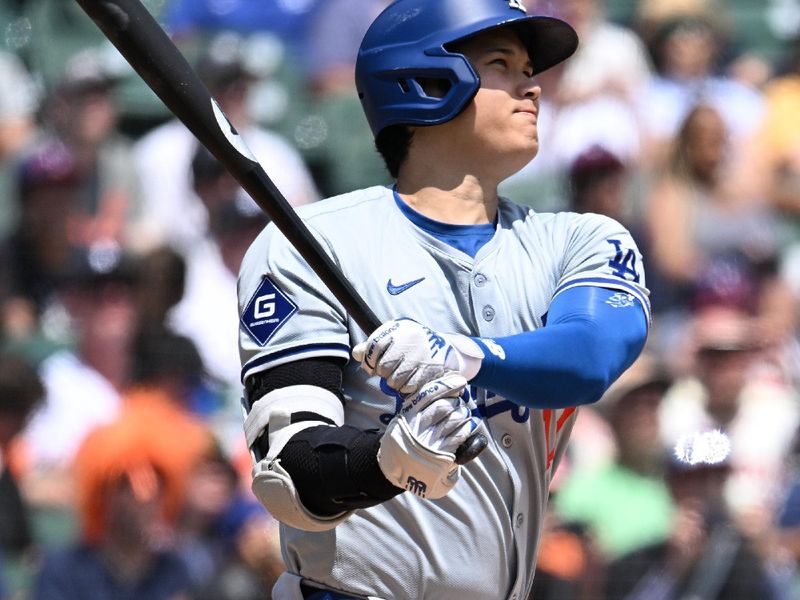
[
  {"left": 516, "top": 513, "right": 524, "bottom": 528},
  {"left": 474, "top": 274, "right": 487, "bottom": 287},
  {"left": 482, "top": 305, "right": 495, "bottom": 322},
  {"left": 501, "top": 434, "right": 513, "bottom": 448}
]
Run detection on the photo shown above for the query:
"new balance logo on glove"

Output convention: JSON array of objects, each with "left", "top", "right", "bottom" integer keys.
[{"left": 406, "top": 477, "right": 428, "bottom": 498}]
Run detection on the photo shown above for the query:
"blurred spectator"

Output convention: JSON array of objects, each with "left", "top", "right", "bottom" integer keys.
[
  {"left": 605, "top": 435, "right": 783, "bottom": 600},
  {"left": 761, "top": 37, "right": 800, "bottom": 310},
  {"left": 0, "top": 50, "right": 38, "bottom": 163},
  {"left": 134, "top": 33, "right": 319, "bottom": 254},
  {"left": 176, "top": 451, "right": 240, "bottom": 592},
  {"left": 125, "top": 329, "right": 275, "bottom": 594},
  {"left": 1, "top": 141, "right": 84, "bottom": 324},
  {"left": 128, "top": 326, "right": 231, "bottom": 559},
  {"left": 20, "top": 0, "right": 111, "bottom": 90},
  {"left": 555, "top": 354, "right": 675, "bottom": 561},
  {"left": 166, "top": 146, "right": 268, "bottom": 390},
  {"left": 776, "top": 432, "right": 800, "bottom": 595},
  {"left": 659, "top": 306, "right": 800, "bottom": 519},
  {"left": 133, "top": 246, "right": 187, "bottom": 336},
  {"left": 637, "top": 12, "right": 765, "bottom": 168},
  {"left": 555, "top": 0, "right": 653, "bottom": 105},
  {"left": 0, "top": 353, "right": 44, "bottom": 556},
  {"left": 42, "top": 47, "right": 142, "bottom": 252},
  {"left": 529, "top": 510, "right": 601, "bottom": 600},
  {"left": 191, "top": 496, "right": 284, "bottom": 600},
  {"left": 34, "top": 468, "right": 191, "bottom": 600},
  {"left": 568, "top": 144, "right": 626, "bottom": 211},
  {"left": 32, "top": 399, "right": 205, "bottom": 600},
  {"left": 304, "top": 0, "right": 390, "bottom": 96},
  {"left": 294, "top": 0, "right": 394, "bottom": 196},
  {"left": 550, "top": 0, "right": 651, "bottom": 165},
  {"left": 130, "top": 329, "right": 213, "bottom": 416},
  {"left": 760, "top": 36, "right": 800, "bottom": 232},
  {"left": 635, "top": 0, "right": 725, "bottom": 51},
  {"left": 166, "top": 0, "right": 322, "bottom": 53},
  {"left": 0, "top": 48, "right": 39, "bottom": 240},
  {"left": 15, "top": 250, "right": 140, "bottom": 508},
  {"left": 567, "top": 144, "right": 636, "bottom": 222},
  {"left": 643, "top": 103, "right": 793, "bottom": 348}
]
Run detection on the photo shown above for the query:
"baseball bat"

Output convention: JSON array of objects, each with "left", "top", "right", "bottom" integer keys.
[{"left": 74, "top": 0, "right": 486, "bottom": 465}]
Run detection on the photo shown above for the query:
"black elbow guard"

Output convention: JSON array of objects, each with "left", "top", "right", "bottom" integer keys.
[{"left": 279, "top": 425, "right": 403, "bottom": 516}]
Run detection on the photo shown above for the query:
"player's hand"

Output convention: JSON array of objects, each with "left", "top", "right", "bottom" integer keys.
[
  {"left": 352, "top": 318, "right": 485, "bottom": 395},
  {"left": 378, "top": 374, "right": 485, "bottom": 499}
]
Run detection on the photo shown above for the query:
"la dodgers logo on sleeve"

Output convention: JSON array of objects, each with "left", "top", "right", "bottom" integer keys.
[{"left": 241, "top": 276, "right": 297, "bottom": 346}]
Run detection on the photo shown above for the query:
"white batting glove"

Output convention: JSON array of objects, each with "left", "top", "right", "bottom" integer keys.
[
  {"left": 378, "top": 374, "right": 485, "bottom": 500},
  {"left": 352, "top": 318, "right": 485, "bottom": 396}
]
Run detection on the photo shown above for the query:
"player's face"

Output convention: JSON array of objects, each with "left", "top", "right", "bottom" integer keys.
[{"left": 448, "top": 29, "right": 542, "bottom": 178}]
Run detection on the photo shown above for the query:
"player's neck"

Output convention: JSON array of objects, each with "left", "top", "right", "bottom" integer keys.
[
  {"left": 395, "top": 177, "right": 498, "bottom": 225},
  {"left": 396, "top": 164, "right": 499, "bottom": 225}
]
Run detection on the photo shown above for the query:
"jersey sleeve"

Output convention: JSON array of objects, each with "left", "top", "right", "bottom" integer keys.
[
  {"left": 554, "top": 213, "right": 651, "bottom": 325},
  {"left": 238, "top": 223, "right": 351, "bottom": 383}
]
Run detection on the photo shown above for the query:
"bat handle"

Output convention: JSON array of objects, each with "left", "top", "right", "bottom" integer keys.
[{"left": 455, "top": 432, "right": 488, "bottom": 465}]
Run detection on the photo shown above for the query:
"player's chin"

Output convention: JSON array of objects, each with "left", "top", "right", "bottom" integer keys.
[{"left": 511, "top": 125, "right": 539, "bottom": 150}]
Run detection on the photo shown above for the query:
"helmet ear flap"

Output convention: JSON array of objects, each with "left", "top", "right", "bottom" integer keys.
[{"left": 356, "top": 50, "right": 480, "bottom": 133}]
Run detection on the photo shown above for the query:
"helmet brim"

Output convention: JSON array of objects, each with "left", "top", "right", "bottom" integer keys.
[{"left": 448, "top": 15, "right": 579, "bottom": 75}]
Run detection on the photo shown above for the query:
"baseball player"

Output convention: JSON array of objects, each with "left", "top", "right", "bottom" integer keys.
[{"left": 238, "top": 1, "right": 650, "bottom": 599}]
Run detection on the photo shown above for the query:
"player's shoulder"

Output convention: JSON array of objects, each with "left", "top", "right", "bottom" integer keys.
[
  {"left": 242, "top": 186, "right": 392, "bottom": 259},
  {"left": 555, "top": 210, "right": 628, "bottom": 233},
  {"left": 290, "top": 185, "right": 395, "bottom": 232},
  {"left": 499, "top": 198, "right": 627, "bottom": 236}
]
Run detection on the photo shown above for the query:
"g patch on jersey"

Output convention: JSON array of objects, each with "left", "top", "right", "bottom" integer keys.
[{"left": 241, "top": 276, "right": 297, "bottom": 347}]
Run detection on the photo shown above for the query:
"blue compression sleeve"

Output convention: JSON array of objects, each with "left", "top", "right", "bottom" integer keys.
[{"left": 470, "top": 286, "right": 648, "bottom": 408}]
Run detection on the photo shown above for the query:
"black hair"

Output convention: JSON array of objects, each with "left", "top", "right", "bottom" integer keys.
[
  {"left": 0, "top": 353, "right": 45, "bottom": 415},
  {"left": 375, "top": 125, "right": 414, "bottom": 179},
  {"left": 131, "top": 330, "right": 205, "bottom": 385},
  {"left": 649, "top": 15, "right": 721, "bottom": 75},
  {"left": 191, "top": 144, "right": 226, "bottom": 190}
]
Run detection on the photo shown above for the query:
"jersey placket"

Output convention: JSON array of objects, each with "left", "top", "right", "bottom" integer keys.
[{"left": 468, "top": 253, "right": 531, "bottom": 600}]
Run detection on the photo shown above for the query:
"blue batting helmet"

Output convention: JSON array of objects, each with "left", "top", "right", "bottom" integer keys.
[{"left": 355, "top": 0, "right": 578, "bottom": 136}]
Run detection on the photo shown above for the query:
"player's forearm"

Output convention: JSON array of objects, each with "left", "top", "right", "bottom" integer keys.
[{"left": 471, "top": 286, "right": 648, "bottom": 408}]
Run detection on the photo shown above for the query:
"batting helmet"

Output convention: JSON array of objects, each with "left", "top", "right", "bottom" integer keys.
[{"left": 355, "top": 0, "right": 578, "bottom": 136}]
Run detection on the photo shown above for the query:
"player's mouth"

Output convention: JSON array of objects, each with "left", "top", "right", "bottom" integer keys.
[{"left": 514, "top": 108, "right": 538, "bottom": 123}]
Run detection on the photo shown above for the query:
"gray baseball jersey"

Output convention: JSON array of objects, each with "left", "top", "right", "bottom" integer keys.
[{"left": 238, "top": 185, "right": 650, "bottom": 600}]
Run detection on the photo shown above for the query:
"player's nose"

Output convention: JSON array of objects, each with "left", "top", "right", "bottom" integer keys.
[
  {"left": 519, "top": 78, "right": 541, "bottom": 101},
  {"left": 515, "top": 68, "right": 540, "bottom": 100}
]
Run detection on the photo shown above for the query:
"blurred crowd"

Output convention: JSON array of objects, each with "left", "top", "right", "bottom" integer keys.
[{"left": 0, "top": 0, "right": 799, "bottom": 598}]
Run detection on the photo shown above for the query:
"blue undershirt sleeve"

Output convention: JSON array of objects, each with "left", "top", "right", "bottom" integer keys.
[{"left": 470, "top": 286, "right": 648, "bottom": 408}]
